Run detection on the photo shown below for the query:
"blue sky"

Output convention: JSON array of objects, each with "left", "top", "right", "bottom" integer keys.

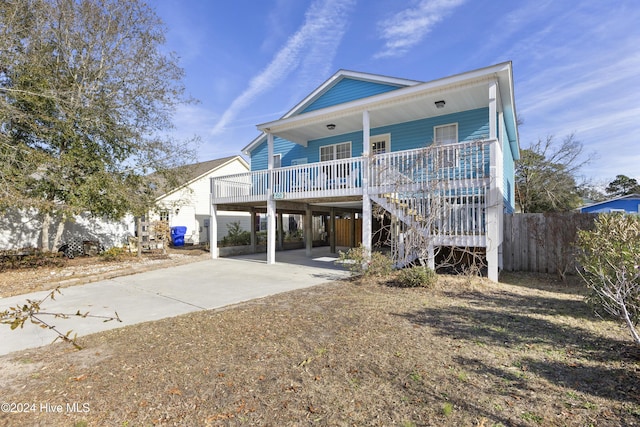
[{"left": 152, "top": 0, "right": 640, "bottom": 186}]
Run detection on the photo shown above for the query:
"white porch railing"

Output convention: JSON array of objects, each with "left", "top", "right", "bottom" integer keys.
[{"left": 211, "top": 139, "right": 493, "bottom": 202}]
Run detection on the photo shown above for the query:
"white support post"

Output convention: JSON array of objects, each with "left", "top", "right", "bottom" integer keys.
[
  {"left": 267, "top": 132, "right": 276, "bottom": 264},
  {"left": 250, "top": 208, "right": 257, "bottom": 253},
  {"left": 427, "top": 243, "right": 435, "bottom": 271},
  {"left": 486, "top": 81, "right": 500, "bottom": 281},
  {"left": 305, "top": 204, "right": 313, "bottom": 257},
  {"left": 210, "top": 203, "right": 218, "bottom": 259},
  {"left": 362, "top": 196, "right": 372, "bottom": 258},
  {"left": 361, "top": 111, "right": 372, "bottom": 259},
  {"left": 267, "top": 198, "right": 276, "bottom": 264},
  {"left": 329, "top": 207, "right": 336, "bottom": 254}
]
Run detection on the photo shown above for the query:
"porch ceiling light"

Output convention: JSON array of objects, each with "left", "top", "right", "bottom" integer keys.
[
  {"left": 326, "top": 123, "right": 336, "bottom": 130},
  {"left": 435, "top": 100, "right": 446, "bottom": 109}
]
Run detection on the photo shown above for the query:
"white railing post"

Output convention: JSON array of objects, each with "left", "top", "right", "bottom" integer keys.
[{"left": 362, "top": 110, "right": 372, "bottom": 259}]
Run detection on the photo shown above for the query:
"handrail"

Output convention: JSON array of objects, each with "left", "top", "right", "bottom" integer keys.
[{"left": 211, "top": 139, "right": 494, "bottom": 204}]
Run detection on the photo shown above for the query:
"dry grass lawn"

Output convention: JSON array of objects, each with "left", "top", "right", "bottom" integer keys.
[{"left": 1, "top": 270, "right": 639, "bottom": 426}]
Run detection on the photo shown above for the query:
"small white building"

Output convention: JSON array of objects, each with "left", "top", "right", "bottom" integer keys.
[
  {"left": 153, "top": 156, "right": 251, "bottom": 245},
  {"left": 0, "top": 156, "right": 252, "bottom": 251}
]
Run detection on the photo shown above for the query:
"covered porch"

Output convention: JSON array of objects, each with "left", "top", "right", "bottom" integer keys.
[{"left": 210, "top": 66, "right": 509, "bottom": 280}]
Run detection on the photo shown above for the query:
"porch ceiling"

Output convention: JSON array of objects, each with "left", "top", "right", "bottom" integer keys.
[{"left": 258, "top": 77, "right": 497, "bottom": 146}]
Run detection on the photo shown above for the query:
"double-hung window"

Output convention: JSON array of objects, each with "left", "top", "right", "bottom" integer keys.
[
  {"left": 434, "top": 123, "right": 458, "bottom": 167},
  {"left": 370, "top": 133, "right": 391, "bottom": 155},
  {"left": 320, "top": 142, "right": 351, "bottom": 184},
  {"left": 320, "top": 141, "right": 351, "bottom": 161}
]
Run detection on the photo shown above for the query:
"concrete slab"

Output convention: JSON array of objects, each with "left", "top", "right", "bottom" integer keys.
[{"left": 0, "top": 248, "right": 350, "bottom": 356}]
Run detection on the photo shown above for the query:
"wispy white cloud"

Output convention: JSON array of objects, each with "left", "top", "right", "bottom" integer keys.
[
  {"left": 373, "top": 0, "right": 466, "bottom": 59},
  {"left": 502, "top": 1, "right": 640, "bottom": 181},
  {"left": 211, "top": 0, "right": 356, "bottom": 135}
]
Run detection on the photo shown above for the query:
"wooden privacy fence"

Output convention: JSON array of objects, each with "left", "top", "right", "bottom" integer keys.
[
  {"left": 502, "top": 213, "right": 597, "bottom": 275},
  {"left": 335, "top": 218, "right": 362, "bottom": 247}
]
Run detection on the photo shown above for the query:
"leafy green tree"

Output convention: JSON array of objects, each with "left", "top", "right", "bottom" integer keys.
[
  {"left": 0, "top": 0, "right": 197, "bottom": 250},
  {"left": 605, "top": 175, "right": 640, "bottom": 197},
  {"left": 577, "top": 213, "right": 640, "bottom": 345},
  {"left": 515, "top": 134, "right": 591, "bottom": 212}
]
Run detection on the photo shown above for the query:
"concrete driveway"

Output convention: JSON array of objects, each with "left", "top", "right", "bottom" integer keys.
[{"left": 0, "top": 248, "right": 350, "bottom": 356}]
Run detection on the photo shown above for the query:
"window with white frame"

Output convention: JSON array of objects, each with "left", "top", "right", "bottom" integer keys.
[
  {"left": 370, "top": 133, "right": 391, "bottom": 155},
  {"left": 320, "top": 141, "right": 351, "bottom": 161},
  {"left": 272, "top": 154, "right": 281, "bottom": 168},
  {"left": 434, "top": 123, "right": 458, "bottom": 167}
]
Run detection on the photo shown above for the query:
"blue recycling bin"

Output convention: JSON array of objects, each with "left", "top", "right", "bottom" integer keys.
[{"left": 170, "top": 226, "right": 187, "bottom": 247}]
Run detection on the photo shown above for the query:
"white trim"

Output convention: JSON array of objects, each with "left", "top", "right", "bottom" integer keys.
[
  {"left": 156, "top": 156, "right": 249, "bottom": 201},
  {"left": 281, "top": 70, "right": 421, "bottom": 120},
  {"left": 433, "top": 123, "right": 458, "bottom": 145},
  {"left": 320, "top": 141, "right": 352, "bottom": 161},
  {"left": 370, "top": 133, "right": 391, "bottom": 155},
  {"left": 291, "top": 157, "right": 308, "bottom": 165},
  {"left": 257, "top": 63, "right": 512, "bottom": 132},
  {"left": 244, "top": 62, "right": 515, "bottom": 153},
  {"left": 273, "top": 153, "right": 282, "bottom": 168},
  {"left": 579, "top": 193, "right": 640, "bottom": 211},
  {"left": 434, "top": 123, "right": 458, "bottom": 168}
]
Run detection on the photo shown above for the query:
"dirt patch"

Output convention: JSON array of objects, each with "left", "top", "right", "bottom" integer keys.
[
  {"left": 0, "top": 248, "right": 210, "bottom": 298},
  {"left": 0, "top": 272, "right": 638, "bottom": 426}
]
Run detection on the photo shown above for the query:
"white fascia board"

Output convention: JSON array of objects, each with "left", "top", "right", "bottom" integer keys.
[
  {"left": 280, "top": 69, "right": 422, "bottom": 120},
  {"left": 246, "top": 62, "right": 515, "bottom": 154},
  {"left": 257, "top": 63, "right": 512, "bottom": 133},
  {"left": 156, "top": 156, "right": 248, "bottom": 202},
  {"left": 242, "top": 133, "right": 267, "bottom": 155},
  {"left": 580, "top": 193, "right": 640, "bottom": 210}
]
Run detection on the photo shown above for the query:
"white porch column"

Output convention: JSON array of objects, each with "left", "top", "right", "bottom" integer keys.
[
  {"left": 267, "top": 132, "right": 276, "bottom": 264},
  {"left": 350, "top": 213, "right": 356, "bottom": 248},
  {"left": 305, "top": 204, "right": 313, "bottom": 257},
  {"left": 250, "top": 208, "right": 257, "bottom": 253},
  {"left": 329, "top": 207, "right": 336, "bottom": 253},
  {"left": 267, "top": 198, "right": 276, "bottom": 264},
  {"left": 210, "top": 203, "right": 218, "bottom": 259},
  {"left": 486, "top": 81, "right": 501, "bottom": 282},
  {"left": 361, "top": 110, "right": 372, "bottom": 257}
]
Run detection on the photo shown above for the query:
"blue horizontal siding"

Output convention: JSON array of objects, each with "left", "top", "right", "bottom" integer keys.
[
  {"left": 250, "top": 137, "right": 306, "bottom": 171},
  {"left": 501, "top": 116, "right": 516, "bottom": 212},
  {"left": 581, "top": 199, "right": 640, "bottom": 213},
  {"left": 251, "top": 108, "right": 490, "bottom": 170},
  {"left": 301, "top": 78, "right": 402, "bottom": 113}
]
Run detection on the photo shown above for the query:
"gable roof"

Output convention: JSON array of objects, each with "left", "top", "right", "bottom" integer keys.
[
  {"left": 242, "top": 70, "right": 421, "bottom": 154},
  {"left": 155, "top": 155, "right": 249, "bottom": 200},
  {"left": 580, "top": 193, "right": 640, "bottom": 210},
  {"left": 242, "top": 62, "right": 519, "bottom": 158},
  {"left": 284, "top": 70, "right": 422, "bottom": 118}
]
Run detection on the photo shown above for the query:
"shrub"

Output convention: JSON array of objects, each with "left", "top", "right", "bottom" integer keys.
[
  {"left": 397, "top": 266, "right": 438, "bottom": 288},
  {"left": 220, "top": 221, "right": 251, "bottom": 247},
  {"left": 99, "top": 246, "right": 129, "bottom": 262},
  {"left": 576, "top": 213, "right": 640, "bottom": 345},
  {"left": 338, "top": 244, "right": 393, "bottom": 279},
  {"left": 0, "top": 248, "right": 65, "bottom": 271}
]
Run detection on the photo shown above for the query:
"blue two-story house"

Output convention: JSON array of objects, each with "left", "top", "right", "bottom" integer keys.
[{"left": 210, "top": 62, "right": 520, "bottom": 281}]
